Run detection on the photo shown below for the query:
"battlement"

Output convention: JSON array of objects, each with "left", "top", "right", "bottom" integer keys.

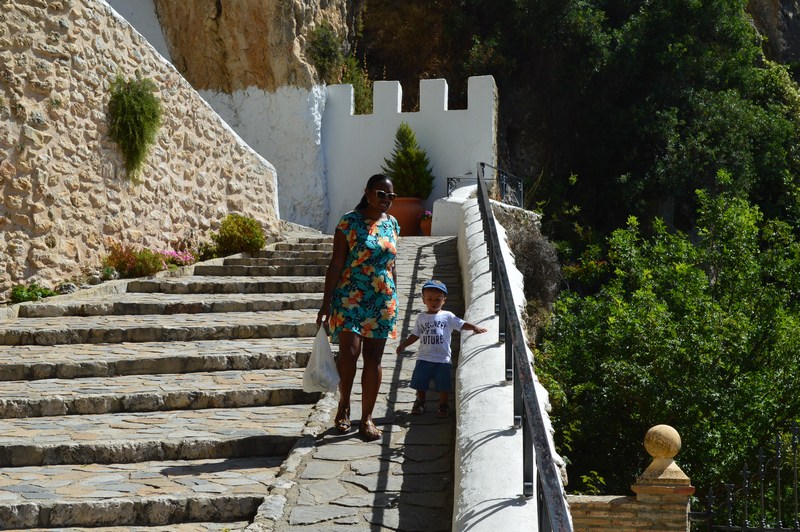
[
  {"left": 322, "top": 76, "right": 498, "bottom": 233},
  {"left": 327, "top": 76, "right": 495, "bottom": 117}
]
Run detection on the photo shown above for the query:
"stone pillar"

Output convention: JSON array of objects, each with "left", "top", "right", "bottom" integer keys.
[{"left": 630, "top": 424, "right": 695, "bottom": 531}]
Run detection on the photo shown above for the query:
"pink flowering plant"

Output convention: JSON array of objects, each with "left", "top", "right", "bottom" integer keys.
[
  {"left": 420, "top": 210, "right": 433, "bottom": 221},
  {"left": 103, "top": 241, "right": 198, "bottom": 279},
  {"left": 158, "top": 249, "right": 196, "bottom": 267}
]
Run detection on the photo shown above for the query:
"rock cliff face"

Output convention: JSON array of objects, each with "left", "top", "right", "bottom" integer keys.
[
  {"left": 153, "top": 0, "right": 349, "bottom": 91},
  {"left": 748, "top": 0, "right": 800, "bottom": 65}
]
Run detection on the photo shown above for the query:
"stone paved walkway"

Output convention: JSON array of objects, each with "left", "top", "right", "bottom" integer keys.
[{"left": 266, "top": 236, "right": 463, "bottom": 532}]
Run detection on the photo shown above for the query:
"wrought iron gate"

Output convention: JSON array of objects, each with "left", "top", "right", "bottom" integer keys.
[{"left": 689, "top": 423, "right": 799, "bottom": 531}]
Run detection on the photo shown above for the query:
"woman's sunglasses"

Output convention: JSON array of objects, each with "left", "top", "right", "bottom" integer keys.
[{"left": 374, "top": 190, "right": 397, "bottom": 201}]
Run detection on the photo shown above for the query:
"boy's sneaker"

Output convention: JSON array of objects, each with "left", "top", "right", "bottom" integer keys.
[{"left": 436, "top": 403, "right": 450, "bottom": 418}]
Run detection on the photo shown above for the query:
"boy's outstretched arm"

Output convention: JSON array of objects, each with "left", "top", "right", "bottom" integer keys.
[
  {"left": 396, "top": 334, "right": 420, "bottom": 355},
  {"left": 463, "top": 322, "right": 488, "bottom": 334}
]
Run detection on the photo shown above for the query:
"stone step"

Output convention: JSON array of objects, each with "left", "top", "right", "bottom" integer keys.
[
  {"left": 273, "top": 242, "right": 332, "bottom": 251},
  {"left": 0, "top": 337, "right": 317, "bottom": 381},
  {"left": 0, "top": 405, "right": 308, "bottom": 467},
  {"left": 0, "top": 368, "right": 315, "bottom": 418},
  {"left": 194, "top": 264, "right": 328, "bottom": 277},
  {"left": 0, "top": 457, "right": 280, "bottom": 529},
  {"left": 127, "top": 276, "right": 324, "bottom": 295},
  {"left": 292, "top": 236, "right": 333, "bottom": 243},
  {"left": 248, "top": 249, "right": 331, "bottom": 260},
  {"left": 0, "top": 310, "right": 318, "bottom": 346},
  {"left": 15, "top": 292, "right": 323, "bottom": 318},
  {"left": 226, "top": 254, "right": 330, "bottom": 265}
]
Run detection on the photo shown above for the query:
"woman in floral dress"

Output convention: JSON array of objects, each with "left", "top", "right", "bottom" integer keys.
[{"left": 316, "top": 174, "right": 399, "bottom": 441}]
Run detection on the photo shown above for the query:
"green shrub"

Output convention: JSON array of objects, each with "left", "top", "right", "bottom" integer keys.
[
  {"left": 342, "top": 55, "right": 373, "bottom": 114},
  {"left": 196, "top": 241, "right": 220, "bottom": 262},
  {"left": 381, "top": 122, "right": 435, "bottom": 199},
  {"left": 494, "top": 205, "right": 561, "bottom": 308},
  {"left": 211, "top": 214, "right": 266, "bottom": 257},
  {"left": 9, "top": 282, "right": 57, "bottom": 303},
  {"left": 103, "top": 242, "right": 165, "bottom": 278},
  {"left": 308, "top": 22, "right": 344, "bottom": 84},
  {"left": 107, "top": 74, "right": 162, "bottom": 181}
]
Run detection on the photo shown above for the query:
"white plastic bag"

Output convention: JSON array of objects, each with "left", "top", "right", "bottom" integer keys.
[{"left": 303, "top": 327, "right": 340, "bottom": 393}]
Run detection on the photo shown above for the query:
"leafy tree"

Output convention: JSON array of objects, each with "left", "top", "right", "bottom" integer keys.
[
  {"left": 450, "top": 0, "right": 800, "bottom": 240},
  {"left": 539, "top": 189, "right": 800, "bottom": 493}
]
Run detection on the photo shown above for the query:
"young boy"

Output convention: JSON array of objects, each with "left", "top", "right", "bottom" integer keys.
[{"left": 395, "top": 279, "right": 487, "bottom": 418}]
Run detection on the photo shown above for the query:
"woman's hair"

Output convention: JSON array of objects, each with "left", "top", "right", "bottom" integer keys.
[{"left": 354, "top": 173, "right": 392, "bottom": 210}]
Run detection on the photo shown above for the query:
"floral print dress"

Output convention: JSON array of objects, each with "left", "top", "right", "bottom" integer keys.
[{"left": 329, "top": 211, "right": 400, "bottom": 342}]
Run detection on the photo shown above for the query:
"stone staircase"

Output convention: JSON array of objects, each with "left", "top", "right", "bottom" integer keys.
[{"left": 0, "top": 236, "right": 333, "bottom": 530}]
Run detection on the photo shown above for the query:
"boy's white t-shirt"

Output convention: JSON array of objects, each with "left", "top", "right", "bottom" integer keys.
[{"left": 412, "top": 310, "right": 466, "bottom": 364}]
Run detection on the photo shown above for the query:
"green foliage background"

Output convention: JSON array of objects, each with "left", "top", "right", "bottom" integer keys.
[
  {"left": 10, "top": 283, "right": 56, "bottom": 303},
  {"left": 449, "top": 0, "right": 800, "bottom": 237},
  {"left": 309, "top": 22, "right": 344, "bottom": 84},
  {"left": 539, "top": 188, "right": 800, "bottom": 493},
  {"left": 211, "top": 214, "right": 267, "bottom": 257}
]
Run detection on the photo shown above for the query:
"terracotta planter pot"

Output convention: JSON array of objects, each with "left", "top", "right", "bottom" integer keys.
[
  {"left": 388, "top": 197, "right": 424, "bottom": 236},
  {"left": 420, "top": 217, "right": 432, "bottom": 236}
]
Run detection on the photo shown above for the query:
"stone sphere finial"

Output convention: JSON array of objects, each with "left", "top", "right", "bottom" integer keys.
[
  {"left": 635, "top": 424, "right": 690, "bottom": 486},
  {"left": 633, "top": 424, "right": 695, "bottom": 498},
  {"left": 644, "top": 424, "right": 681, "bottom": 460}
]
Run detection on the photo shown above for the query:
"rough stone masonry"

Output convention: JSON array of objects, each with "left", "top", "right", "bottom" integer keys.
[{"left": 0, "top": 0, "right": 282, "bottom": 300}]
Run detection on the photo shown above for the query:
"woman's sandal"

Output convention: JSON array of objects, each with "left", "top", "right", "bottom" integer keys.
[
  {"left": 358, "top": 419, "right": 382, "bottom": 441},
  {"left": 436, "top": 403, "right": 450, "bottom": 418},
  {"left": 334, "top": 406, "right": 351, "bottom": 433},
  {"left": 411, "top": 399, "right": 425, "bottom": 415}
]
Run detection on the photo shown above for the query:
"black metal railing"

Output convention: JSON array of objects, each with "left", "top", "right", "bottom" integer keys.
[
  {"left": 448, "top": 164, "right": 524, "bottom": 207},
  {"left": 689, "top": 422, "right": 799, "bottom": 531},
  {"left": 475, "top": 161, "right": 572, "bottom": 531}
]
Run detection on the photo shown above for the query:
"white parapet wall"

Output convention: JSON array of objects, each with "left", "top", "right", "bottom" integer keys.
[
  {"left": 453, "top": 189, "right": 569, "bottom": 531},
  {"left": 322, "top": 76, "right": 498, "bottom": 234}
]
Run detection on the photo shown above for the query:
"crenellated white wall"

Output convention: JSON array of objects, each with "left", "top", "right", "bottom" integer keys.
[{"left": 322, "top": 77, "right": 498, "bottom": 233}]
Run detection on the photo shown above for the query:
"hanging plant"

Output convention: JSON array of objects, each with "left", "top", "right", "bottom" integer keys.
[{"left": 107, "top": 74, "right": 162, "bottom": 181}]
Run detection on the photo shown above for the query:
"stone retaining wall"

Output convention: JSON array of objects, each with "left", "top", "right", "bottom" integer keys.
[{"left": 0, "top": 0, "right": 281, "bottom": 300}]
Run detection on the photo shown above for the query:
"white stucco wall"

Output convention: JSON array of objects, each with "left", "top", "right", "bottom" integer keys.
[
  {"left": 199, "top": 86, "right": 329, "bottom": 230},
  {"left": 105, "top": 0, "right": 170, "bottom": 60},
  {"left": 322, "top": 76, "right": 498, "bottom": 234}
]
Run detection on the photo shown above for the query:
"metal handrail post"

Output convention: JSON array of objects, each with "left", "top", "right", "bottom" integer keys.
[{"left": 523, "top": 405, "right": 534, "bottom": 497}]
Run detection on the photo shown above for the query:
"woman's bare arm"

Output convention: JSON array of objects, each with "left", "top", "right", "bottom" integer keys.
[{"left": 317, "top": 229, "right": 348, "bottom": 326}]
